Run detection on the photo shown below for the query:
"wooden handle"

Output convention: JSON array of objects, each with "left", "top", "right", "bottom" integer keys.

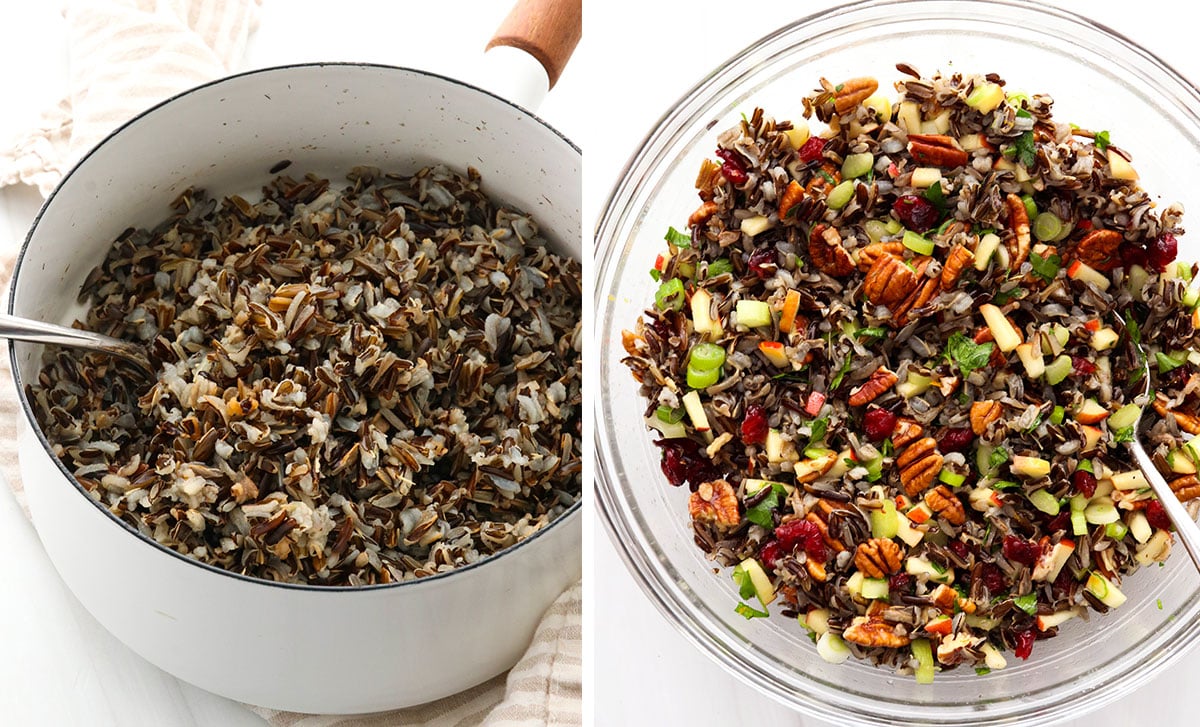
[{"left": 486, "top": 0, "right": 581, "bottom": 89}]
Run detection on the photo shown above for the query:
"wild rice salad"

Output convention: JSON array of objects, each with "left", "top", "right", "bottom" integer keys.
[
  {"left": 30, "top": 165, "right": 581, "bottom": 586},
  {"left": 622, "top": 66, "right": 1200, "bottom": 679}
]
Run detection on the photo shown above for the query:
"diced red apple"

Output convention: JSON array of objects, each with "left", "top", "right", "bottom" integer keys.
[
  {"left": 805, "top": 391, "right": 826, "bottom": 416},
  {"left": 925, "top": 616, "right": 953, "bottom": 636},
  {"left": 1015, "top": 342, "right": 1045, "bottom": 379},
  {"left": 1073, "top": 398, "right": 1110, "bottom": 425},
  {"left": 1011, "top": 455, "right": 1051, "bottom": 479},
  {"left": 1067, "top": 260, "right": 1111, "bottom": 291},
  {"left": 691, "top": 287, "right": 716, "bottom": 334},
  {"left": 895, "top": 511, "right": 925, "bottom": 547},
  {"left": 1032, "top": 540, "right": 1076, "bottom": 582},
  {"left": 907, "top": 502, "right": 933, "bottom": 524},
  {"left": 758, "top": 341, "right": 789, "bottom": 368},
  {"left": 1036, "top": 609, "right": 1078, "bottom": 631},
  {"left": 1080, "top": 425, "right": 1103, "bottom": 453},
  {"left": 975, "top": 233, "right": 1001, "bottom": 271},
  {"left": 980, "top": 304, "right": 1021, "bottom": 352},
  {"left": 779, "top": 289, "right": 802, "bottom": 333},
  {"left": 740, "top": 215, "right": 772, "bottom": 237},
  {"left": 1107, "top": 148, "right": 1139, "bottom": 181}
]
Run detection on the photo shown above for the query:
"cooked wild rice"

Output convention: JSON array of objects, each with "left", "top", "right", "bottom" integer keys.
[
  {"left": 30, "top": 165, "right": 581, "bottom": 586},
  {"left": 623, "top": 66, "right": 1198, "bottom": 677}
]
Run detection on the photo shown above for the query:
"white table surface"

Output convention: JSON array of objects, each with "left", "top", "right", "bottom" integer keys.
[
  {"left": 0, "top": 2, "right": 586, "bottom": 725},
  {"left": 588, "top": 1, "right": 1200, "bottom": 726}
]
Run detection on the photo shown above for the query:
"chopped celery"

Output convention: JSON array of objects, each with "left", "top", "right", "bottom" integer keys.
[
  {"left": 842, "top": 152, "right": 874, "bottom": 179},
  {"left": 1050, "top": 405, "right": 1065, "bottom": 425},
  {"left": 1021, "top": 194, "right": 1038, "bottom": 219},
  {"left": 686, "top": 364, "right": 720, "bottom": 389},
  {"left": 1105, "top": 521, "right": 1129, "bottom": 540},
  {"left": 912, "top": 638, "right": 936, "bottom": 684},
  {"left": 827, "top": 180, "right": 856, "bottom": 210},
  {"left": 1028, "top": 489, "right": 1060, "bottom": 515},
  {"left": 903, "top": 231, "right": 934, "bottom": 256},
  {"left": 864, "top": 219, "right": 890, "bottom": 243},
  {"left": 689, "top": 342, "right": 726, "bottom": 371},
  {"left": 938, "top": 470, "right": 966, "bottom": 487}
]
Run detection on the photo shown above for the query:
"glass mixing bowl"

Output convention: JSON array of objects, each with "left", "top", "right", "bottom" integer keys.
[{"left": 594, "top": 1, "right": 1200, "bottom": 724}]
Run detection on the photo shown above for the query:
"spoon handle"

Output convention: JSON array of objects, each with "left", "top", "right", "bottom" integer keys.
[
  {"left": 1129, "top": 438, "right": 1200, "bottom": 570},
  {"left": 0, "top": 313, "right": 154, "bottom": 375}
]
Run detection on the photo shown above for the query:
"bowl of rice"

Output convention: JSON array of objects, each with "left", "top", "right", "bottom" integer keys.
[{"left": 595, "top": 1, "right": 1200, "bottom": 724}]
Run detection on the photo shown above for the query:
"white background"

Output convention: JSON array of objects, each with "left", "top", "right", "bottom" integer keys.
[
  {"left": 0, "top": 2, "right": 585, "bottom": 725},
  {"left": 587, "top": 1, "right": 1200, "bottom": 726}
]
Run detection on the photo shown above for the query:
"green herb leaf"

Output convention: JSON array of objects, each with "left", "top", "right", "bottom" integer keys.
[
  {"left": 807, "top": 416, "right": 829, "bottom": 449},
  {"left": 745, "top": 484, "right": 787, "bottom": 529},
  {"left": 1015, "top": 108, "right": 1032, "bottom": 119},
  {"left": 925, "top": 180, "right": 946, "bottom": 210},
  {"left": 1078, "top": 459, "right": 1094, "bottom": 474},
  {"left": 1013, "top": 593, "right": 1038, "bottom": 615},
  {"left": 1157, "top": 598, "right": 1164, "bottom": 610},
  {"left": 736, "top": 602, "right": 769, "bottom": 619},
  {"left": 649, "top": 268, "right": 662, "bottom": 282},
  {"left": 1015, "top": 130, "right": 1037, "bottom": 168},
  {"left": 856, "top": 326, "right": 888, "bottom": 343},
  {"left": 1094, "top": 130, "right": 1111, "bottom": 152},
  {"left": 993, "top": 479, "right": 1021, "bottom": 491},
  {"left": 665, "top": 226, "right": 691, "bottom": 248},
  {"left": 946, "top": 331, "right": 995, "bottom": 378},
  {"left": 989, "top": 446, "right": 1011, "bottom": 473},
  {"left": 1029, "top": 250, "right": 1062, "bottom": 283},
  {"left": 819, "top": 169, "right": 836, "bottom": 185},
  {"left": 991, "top": 287, "right": 1027, "bottom": 306},
  {"left": 830, "top": 356, "right": 854, "bottom": 390},
  {"left": 1157, "top": 351, "right": 1187, "bottom": 374},
  {"left": 1111, "top": 426, "right": 1135, "bottom": 444},
  {"left": 1123, "top": 312, "right": 1142, "bottom": 344},
  {"left": 707, "top": 258, "right": 733, "bottom": 277},
  {"left": 975, "top": 666, "right": 992, "bottom": 676},
  {"left": 732, "top": 565, "right": 757, "bottom": 600}
]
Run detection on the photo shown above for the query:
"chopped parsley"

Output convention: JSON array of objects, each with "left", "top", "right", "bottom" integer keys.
[
  {"left": 1014, "top": 130, "right": 1037, "bottom": 167},
  {"left": 975, "top": 666, "right": 992, "bottom": 676},
  {"left": 993, "top": 479, "right": 1021, "bottom": 491},
  {"left": 649, "top": 267, "right": 662, "bottom": 282},
  {"left": 1111, "top": 426, "right": 1135, "bottom": 444},
  {"left": 1157, "top": 598, "right": 1164, "bottom": 610},
  {"left": 1013, "top": 593, "right": 1038, "bottom": 615},
  {"left": 1029, "top": 250, "right": 1062, "bottom": 283},
  {"left": 1094, "top": 130, "right": 1111, "bottom": 152},
  {"left": 735, "top": 602, "right": 769, "bottom": 619},
  {"left": 807, "top": 416, "right": 829, "bottom": 449},
  {"left": 819, "top": 169, "right": 836, "bottom": 185},
  {"left": 664, "top": 225, "right": 691, "bottom": 248},
  {"left": 925, "top": 180, "right": 947, "bottom": 210},
  {"left": 946, "top": 331, "right": 995, "bottom": 378},
  {"left": 707, "top": 258, "right": 733, "bottom": 277},
  {"left": 991, "top": 286, "right": 1027, "bottom": 306},
  {"left": 732, "top": 564, "right": 757, "bottom": 600},
  {"left": 856, "top": 326, "right": 889, "bottom": 343},
  {"left": 989, "top": 446, "right": 1011, "bottom": 472},
  {"left": 830, "top": 355, "right": 854, "bottom": 390},
  {"left": 745, "top": 484, "right": 787, "bottom": 529}
]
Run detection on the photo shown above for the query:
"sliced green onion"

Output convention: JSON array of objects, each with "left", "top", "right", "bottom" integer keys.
[
  {"left": 707, "top": 258, "right": 732, "bottom": 277},
  {"left": 938, "top": 470, "right": 966, "bottom": 487},
  {"left": 1033, "top": 212, "right": 1064, "bottom": 242},
  {"left": 1105, "top": 521, "right": 1129, "bottom": 540},
  {"left": 686, "top": 363, "right": 721, "bottom": 389},
  {"left": 1021, "top": 194, "right": 1038, "bottom": 219},
  {"left": 735, "top": 602, "right": 769, "bottom": 619},
  {"left": 656, "top": 405, "right": 684, "bottom": 424},
  {"left": 655, "top": 278, "right": 685, "bottom": 311},
  {"left": 826, "top": 180, "right": 856, "bottom": 210},
  {"left": 903, "top": 230, "right": 934, "bottom": 256},
  {"left": 842, "top": 152, "right": 875, "bottom": 179},
  {"left": 665, "top": 226, "right": 691, "bottom": 247},
  {"left": 689, "top": 342, "right": 727, "bottom": 371}
]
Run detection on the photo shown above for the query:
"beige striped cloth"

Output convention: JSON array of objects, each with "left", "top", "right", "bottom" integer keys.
[{"left": 0, "top": 2, "right": 582, "bottom": 725}]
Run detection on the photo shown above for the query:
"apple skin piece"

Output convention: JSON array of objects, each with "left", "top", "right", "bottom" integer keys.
[
  {"left": 1011, "top": 455, "right": 1052, "bottom": 479},
  {"left": 1080, "top": 425, "right": 1103, "bottom": 453},
  {"left": 1066, "top": 259, "right": 1112, "bottom": 290},
  {"left": 1072, "top": 398, "right": 1110, "bottom": 425},
  {"left": 1032, "top": 540, "right": 1076, "bottom": 582},
  {"left": 980, "top": 303, "right": 1021, "bottom": 352}
]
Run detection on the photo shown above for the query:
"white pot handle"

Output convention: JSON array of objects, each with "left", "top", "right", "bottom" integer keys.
[{"left": 480, "top": 0, "right": 581, "bottom": 112}]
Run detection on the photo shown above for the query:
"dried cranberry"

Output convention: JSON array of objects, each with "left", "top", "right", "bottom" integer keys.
[
  {"left": 1072, "top": 356, "right": 1097, "bottom": 376},
  {"left": 978, "top": 562, "right": 1008, "bottom": 594},
  {"left": 715, "top": 148, "right": 749, "bottom": 186},
  {"left": 798, "top": 136, "right": 827, "bottom": 163},
  {"left": 948, "top": 539, "right": 970, "bottom": 559},
  {"left": 892, "top": 195, "right": 939, "bottom": 233},
  {"left": 655, "top": 438, "right": 718, "bottom": 489},
  {"left": 863, "top": 408, "right": 898, "bottom": 441},
  {"left": 1046, "top": 510, "right": 1070, "bottom": 533},
  {"left": 746, "top": 247, "right": 777, "bottom": 278},
  {"left": 1145, "top": 500, "right": 1173, "bottom": 531},
  {"left": 776, "top": 519, "right": 827, "bottom": 561},
  {"left": 742, "top": 404, "right": 769, "bottom": 445},
  {"left": 888, "top": 573, "right": 913, "bottom": 594},
  {"left": 760, "top": 539, "right": 783, "bottom": 571},
  {"left": 939, "top": 427, "right": 975, "bottom": 453},
  {"left": 1119, "top": 243, "right": 1149, "bottom": 270},
  {"left": 1148, "top": 233, "right": 1179, "bottom": 272},
  {"left": 1002, "top": 535, "right": 1042, "bottom": 567},
  {"left": 1072, "top": 469, "right": 1097, "bottom": 498},
  {"left": 1013, "top": 627, "right": 1036, "bottom": 660}
]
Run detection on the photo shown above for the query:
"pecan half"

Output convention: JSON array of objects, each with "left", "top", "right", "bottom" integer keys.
[
  {"left": 1004, "top": 193, "right": 1031, "bottom": 271},
  {"left": 805, "top": 499, "right": 850, "bottom": 552},
  {"left": 1171, "top": 474, "right": 1200, "bottom": 502},
  {"left": 795, "top": 450, "right": 838, "bottom": 483},
  {"left": 941, "top": 243, "right": 973, "bottom": 290},
  {"left": 893, "top": 275, "right": 939, "bottom": 326},
  {"left": 848, "top": 367, "right": 898, "bottom": 405},
  {"left": 833, "top": 77, "right": 879, "bottom": 114},
  {"left": 908, "top": 134, "right": 968, "bottom": 168},
  {"left": 929, "top": 583, "right": 959, "bottom": 612},
  {"left": 1154, "top": 392, "right": 1200, "bottom": 435},
  {"left": 970, "top": 400, "right": 1003, "bottom": 436},
  {"left": 805, "top": 161, "right": 842, "bottom": 197},
  {"left": 857, "top": 241, "right": 906, "bottom": 272},
  {"left": 688, "top": 480, "right": 740, "bottom": 529},
  {"left": 892, "top": 418, "right": 924, "bottom": 448},
  {"left": 842, "top": 616, "right": 911, "bottom": 648},
  {"left": 695, "top": 158, "right": 722, "bottom": 199},
  {"left": 863, "top": 253, "right": 919, "bottom": 306},
  {"left": 1070, "top": 228, "right": 1123, "bottom": 272},
  {"left": 898, "top": 437, "right": 943, "bottom": 497},
  {"left": 688, "top": 200, "right": 718, "bottom": 228},
  {"left": 808, "top": 223, "right": 856, "bottom": 277},
  {"left": 778, "top": 179, "right": 804, "bottom": 220},
  {"left": 925, "top": 485, "right": 966, "bottom": 525},
  {"left": 855, "top": 538, "right": 904, "bottom": 578},
  {"left": 806, "top": 559, "right": 828, "bottom": 582}
]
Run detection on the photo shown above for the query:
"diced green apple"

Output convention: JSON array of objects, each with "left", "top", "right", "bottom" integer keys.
[
  {"left": 1032, "top": 540, "right": 1076, "bottom": 582},
  {"left": 740, "top": 215, "right": 772, "bottom": 237},
  {"left": 681, "top": 390, "right": 711, "bottom": 432},
  {"left": 1015, "top": 342, "right": 1045, "bottom": 378},
  {"left": 744, "top": 478, "right": 792, "bottom": 495},
  {"left": 958, "top": 133, "right": 988, "bottom": 152},
  {"left": 1011, "top": 455, "right": 1052, "bottom": 479},
  {"left": 1086, "top": 572, "right": 1127, "bottom": 608},
  {"left": 861, "top": 577, "right": 890, "bottom": 600},
  {"left": 1107, "top": 148, "right": 1139, "bottom": 181},
  {"left": 975, "top": 233, "right": 1002, "bottom": 271},
  {"left": 691, "top": 287, "right": 716, "bottom": 334},
  {"left": 1090, "top": 327, "right": 1119, "bottom": 351},
  {"left": 910, "top": 167, "right": 943, "bottom": 188},
  {"left": 1066, "top": 259, "right": 1111, "bottom": 290},
  {"left": 1036, "top": 609, "right": 1078, "bottom": 631},
  {"left": 1134, "top": 529, "right": 1172, "bottom": 565},
  {"left": 1169, "top": 448, "right": 1197, "bottom": 474},
  {"left": 1073, "top": 398, "right": 1110, "bottom": 425},
  {"left": 783, "top": 119, "right": 811, "bottom": 149},
  {"left": 826, "top": 448, "right": 856, "bottom": 479},
  {"left": 1110, "top": 469, "right": 1150, "bottom": 491},
  {"left": 766, "top": 428, "right": 785, "bottom": 463},
  {"left": 846, "top": 570, "right": 865, "bottom": 598},
  {"left": 863, "top": 94, "right": 892, "bottom": 122},
  {"left": 897, "top": 372, "right": 933, "bottom": 399},
  {"left": 736, "top": 299, "right": 773, "bottom": 328},
  {"left": 1044, "top": 355, "right": 1073, "bottom": 385},
  {"left": 803, "top": 607, "right": 831, "bottom": 635},
  {"left": 739, "top": 557, "right": 776, "bottom": 606},
  {"left": 980, "top": 303, "right": 1021, "bottom": 352},
  {"left": 965, "top": 82, "right": 1005, "bottom": 112},
  {"left": 906, "top": 556, "right": 954, "bottom": 584},
  {"left": 897, "top": 101, "right": 923, "bottom": 133}
]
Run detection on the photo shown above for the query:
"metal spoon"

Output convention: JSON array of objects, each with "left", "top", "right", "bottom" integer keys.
[
  {"left": 0, "top": 312, "right": 155, "bottom": 376},
  {"left": 1117, "top": 317, "right": 1200, "bottom": 570}
]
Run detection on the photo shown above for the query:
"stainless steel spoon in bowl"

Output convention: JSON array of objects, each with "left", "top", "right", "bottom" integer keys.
[
  {"left": 0, "top": 312, "right": 155, "bottom": 376},
  {"left": 1115, "top": 316, "right": 1200, "bottom": 571}
]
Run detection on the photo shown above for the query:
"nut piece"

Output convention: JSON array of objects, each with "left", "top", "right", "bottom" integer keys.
[
  {"left": 929, "top": 583, "right": 959, "bottom": 612},
  {"left": 848, "top": 367, "right": 899, "bottom": 405},
  {"left": 688, "top": 480, "right": 740, "bottom": 529},
  {"left": 907, "top": 134, "right": 969, "bottom": 168},
  {"left": 806, "top": 559, "right": 828, "bottom": 582},
  {"left": 941, "top": 243, "right": 974, "bottom": 290},
  {"left": 1153, "top": 392, "right": 1200, "bottom": 435},
  {"left": 1004, "top": 193, "right": 1031, "bottom": 272},
  {"left": 842, "top": 616, "right": 911, "bottom": 648},
  {"left": 970, "top": 400, "right": 1003, "bottom": 436},
  {"left": 1070, "top": 229, "right": 1123, "bottom": 272},
  {"left": 834, "top": 77, "right": 879, "bottom": 114},
  {"left": 1170, "top": 474, "right": 1200, "bottom": 502},
  {"left": 892, "top": 418, "right": 925, "bottom": 448},
  {"left": 778, "top": 179, "right": 805, "bottom": 221},
  {"left": 688, "top": 200, "right": 718, "bottom": 228},
  {"left": 897, "top": 436, "right": 938, "bottom": 470},
  {"left": 805, "top": 499, "right": 850, "bottom": 552},
  {"left": 924, "top": 485, "right": 966, "bottom": 526},
  {"left": 695, "top": 158, "right": 722, "bottom": 199},
  {"left": 893, "top": 275, "right": 939, "bottom": 326},
  {"left": 808, "top": 223, "right": 856, "bottom": 277},
  {"left": 855, "top": 538, "right": 904, "bottom": 578},
  {"left": 805, "top": 161, "right": 842, "bottom": 197},
  {"left": 857, "top": 241, "right": 906, "bottom": 272},
  {"left": 898, "top": 437, "right": 943, "bottom": 497},
  {"left": 863, "top": 253, "right": 919, "bottom": 306}
]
